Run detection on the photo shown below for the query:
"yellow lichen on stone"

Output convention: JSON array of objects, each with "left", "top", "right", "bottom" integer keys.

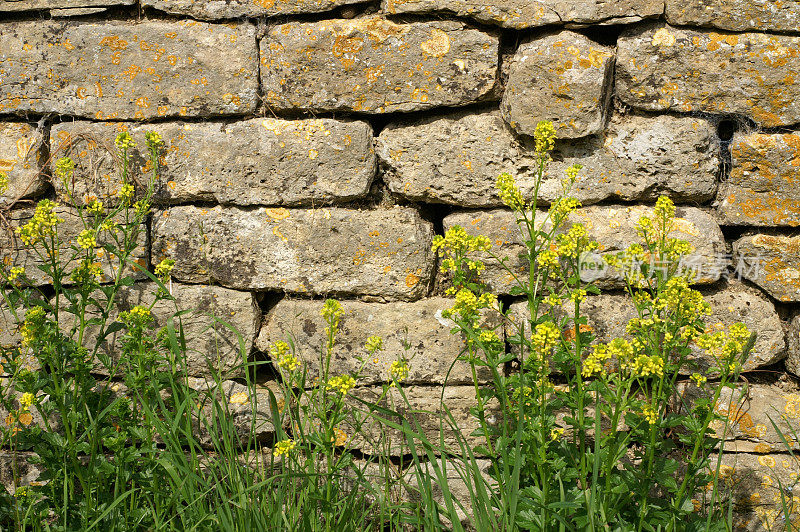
[
  {"left": 421, "top": 29, "right": 450, "bottom": 58},
  {"left": 651, "top": 28, "right": 676, "bottom": 47}
]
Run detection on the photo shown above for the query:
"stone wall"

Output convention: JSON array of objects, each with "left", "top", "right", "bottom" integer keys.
[{"left": 3, "top": 0, "right": 800, "bottom": 527}]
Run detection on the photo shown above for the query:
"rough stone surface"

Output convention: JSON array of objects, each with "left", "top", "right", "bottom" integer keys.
[
  {"left": 501, "top": 31, "right": 614, "bottom": 139},
  {"left": 0, "top": 207, "right": 147, "bottom": 287},
  {"left": 0, "top": 20, "right": 258, "bottom": 119},
  {"left": 0, "top": 452, "right": 42, "bottom": 495},
  {"left": 377, "top": 111, "right": 718, "bottom": 207},
  {"left": 733, "top": 234, "right": 800, "bottom": 302},
  {"left": 506, "top": 281, "right": 784, "bottom": 373},
  {"left": 717, "top": 133, "right": 800, "bottom": 227},
  {"left": 143, "top": 0, "right": 365, "bottom": 19},
  {"left": 0, "top": 123, "right": 48, "bottom": 207},
  {"left": 442, "top": 205, "right": 726, "bottom": 294},
  {"left": 50, "top": 7, "right": 109, "bottom": 16},
  {"left": 789, "top": 314, "right": 800, "bottom": 377},
  {"left": 383, "top": 0, "right": 663, "bottom": 29},
  {"left": 666, "top": 0, "right": 800, "bottom": 32},
  {"left": 152, "top": 206, "right": 434, "bottom": 300},
  {"left": 346, "top": 385, "right": 494, "bottom": 455},
  {"left": 716, "top": 452, "right": 800, "bottom": 530},
  {"left": 260, "top": 18, "right": 498, "bottom": 114},
  {"left": 90, "top": 282, "right": 259, "bottom": 378},
  {"left": 0, "top": 0, "right": 130, "bottom": 10},
  {"left": 617, "top": 24, "right": 800, "bottom": 127},
  {"left": 51, "top": 118, "right": 376, "bottom": 207},
  {"left": 256, "top": 297, "right": 494, "bottom": 385}
]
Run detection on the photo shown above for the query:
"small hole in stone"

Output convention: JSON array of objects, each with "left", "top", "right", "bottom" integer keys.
[{"left": 717, "top": 120, "right": 737, "bottom": 142}]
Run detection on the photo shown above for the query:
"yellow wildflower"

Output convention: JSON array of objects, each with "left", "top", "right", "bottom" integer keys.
[
  {"left": 273, "top": 439, "right": 297, "bottom": 457},
  {"left": 496, "top": 172, "right": 526, "bottom": 211},
  {"left": 55, "top": 157, "right": 75, "bottom": 179},
  {"left": 690, "top": 373, "right": 707, "bottom": 386},
  {"left": 328, "top": 374, "right": 356, "bottom": 395},
  {"left": 86, "top": 199, "right": 104, "bottom": 216},
  {"left": 77, "top": 229, "right": 97, "bottom": 250},
  {"left": 534, "top": 121, "right": 556, "bottom": 154},
  {"left": 119, "top": 183, "right": 135, "bottom": 202},
  {"left": 550, "top": 427, "right": 565, "bottom": 441},
  {"left": 0, "top": 171, "right": 8, "bottom": 194},
  {"left": 532, "top": 321, "right": 560, "bottom": 352},
  {"left": 389, "top": 359, "right": 410, "bottom": 386},
  {"left": 365, "top": 335, "right": 383, "bottom": 354},
  {"left": 537, "top": 249, "right": 560, "bottom": 269},
  {"left": 643, "top": 405, "right": 658, "bottom": 425},
  {"left": 115, "top": 131, "right": 135, "bottom": 151},
  {"left": 155, "top": 258, "right": 175, "bottom": 280},
  {"left": 145, "top": 131, "right": 164, "bottom": 149},
  {"left": 18, "top": 199, "right": 63, "bottom": 246},
  {"left": 7, "top": 267, "right": 25, "bottom": 282},
  {"left": 321, "top": 299, "right": 344, "bottom": 323},
  {"left": 19, "top": 392, "right": 34, "bottom": 410}
]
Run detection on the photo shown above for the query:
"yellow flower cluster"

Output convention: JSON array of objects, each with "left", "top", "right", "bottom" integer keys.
[
  {"left": 115, "top": 131, "right": 135, "bottom": 151},
  {"left": 569, "top": 289, "right": 587, "bottom": 304},
  {"left": 120, "top": 183, "right": 135, "bottom": 203},
  {"left": 550, "top": 427, "right": 565, "bottom": 441},
  {"left": 443, "top": 288, "right": 497, "bottom": 323},
  {"left": 121, "top": 305, "right": 152, "bottom": 327},
  {"left": 86, "top": 199, "right": 104, "bottom": 216},
  {"left": 496, "top": 172, "right": 526, "bottom": 211},
  {"left": 537, "top": 249, "right": 559, "bottom": 270},
  {"left": 582, "top": 344, "right": 612, "bottom": 378},
  {"left": 642, "top": 405, "right": 658, "bottom": 425},
  {"left": 0, "top": 171, "right": 8, "bottom": 194},
  {"left": 20, "top": 392, "right": 35, "bottom": 410},
  {"left": 7, "top": 266, "right": 25, "bottom": 282},
  {"left": 273, "top": 438, "right": 297, "bottom": 457},
  {"left": 548, "top": 197, "right": 580, "bottom": 221},
  {"left": 365, "top": 335, "right": 383, "bottom": 354},
  {"left": 70, "top": 259, "right": 103, "bottom": 285},
  {"left": 20, "top": 306, "right": 45, "bottom": 347},
  {"left": 534, "top": 121, "right": 556, "bottom": 154},
  {"left": 532, "top": 321, "right": 560, "bottom": 353},
  {"left": 55, "top": 157, "right": 75, "bottom": 179},
  {"left": 155, "top": 258, "right": 175, "bottom": 280},
  {"left": 555, "top": 223, "right": 598, "bottom": 259},
  {"left": 630, "top": 354, "right": 665, "bottom": 379},
  {"left": 328, "top": 374, "right": 356, "bottom": 395},
  {"left": 690, "top": 373, "right": 707, "bottom": 386},
  {"left": 432, "top": 225, "right": 491, "bottom": 275},
  {"left": 18, "top": 199, "right": 63, "bottom": 246},
  {"left": 321, "top": 299, "right": 344, "bottom": 323},
  {"left": 696, "top": 322, "right": 750, "bottom": 368},
  {"left": 145, "top": 131, "right": 164, "bottom": 149},
  {"left": 77, "top": 229, "right": 97, "bottom": 250},
  {"left": 271, "top": 341, "right": 300, "bottom": 372},
  {"left": 654, "top": 195, "right": 676, "bottom": 221},
  {"left": 389, "top": 359, "right": 409, "bottom": 386}
]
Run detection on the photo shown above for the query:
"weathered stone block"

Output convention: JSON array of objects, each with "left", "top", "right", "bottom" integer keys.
[
  {"left": 0, "top": 207, "right": 148, "bottom": 287},
  {"left": 383, "top": 0, "right": 662, "bottom": 29},
  {"left": 507, "top": 281, "right": 784, "bottom": 374},
  {"left": 377, "top": 111, "right": 718, "bottom": 207},
  {"left": 346, "top": 385, "right": 492, "bottom": 455},
  {"left": 666, "top": 0, "right": 800, "bottom": 32},
  {"left": 501, "top": 31, "right": 614, "bottom": 139},
  {"left": 143, "top": 0, "right": 365, "bottom": 19},
  {"left": 717, "top": 133, "right": 800, "bottom": 227},
  {"left": 0, "top": 0, "right": 131, "bottom": 11},
  {"left": 0, "top": 20, "right": 258, "bottom": 119},
  {"left": 152, "top": 206, "right": 434, "bottom": 300},
  {"left": 89, "top": 282, "right": 259, "bottom": 378},
  {"left": 788, "top": 314, "right": 800, "bottom": 377},
  {"left": 0, "top": 452, "right": 42, "bottom": 495},
  {"left": 0, "top": 123, "right": 48, "bottom": 207},
  {"left": 260, "top": 18, "right": 498, "bottom": 114},
  {"left": 617, "top": 24, "right": 800, "bottom": 127},
  {"left": 733, "top": 234, "right": 800, "bottom": 302},
  {"left": 443, "top": 205, "right": 725, "bottom": 294},
  {"left": 256, "top": 297, "right": 494, "bottom": 385},
  {"left": 51, "top": 118, "right": 376, "bottom": 207}
]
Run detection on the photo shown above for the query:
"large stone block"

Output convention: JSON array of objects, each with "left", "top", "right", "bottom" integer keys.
[
  {"left": 442, "top": 205, "right": 725, "bottom": 294},
  {"left": 383, "top": 0, "right": 662, "bottom": 29},
  {"left": 617, "top": 24, "right": 800, "bottom": 127},
  {"left": 0, "top": 20, "right": 258, "bottom": 119},
  {"left": 152, "top": 206, "right": 434, "bottom": 300},
  {"left": 501, "top": 31, "right": 614, "bottom": 139},
  {"left": 506, "top": 281, "right": 784, "bottom": 374},
  {"left": 143, "top": 0, "right": 365, "bottom": 19},
  {"left": 717, "top": 133, "right": 800, "bottom": 227},
  {"left": 346, "top": 385, "right": 492, "bottom": 455},
  {"left": 51, "top": 118, "right": 376, "bottom": 207},
  {"left": 260, "top": 18, "right": 498, "bottom": 114},
  {"left": 377, "top": 111, "right": 718, "bottom": 207},
  {"left": 788, "top": 314, "right": 800, "bottom": 377},
  {"left": 733, "top": 234, "right": 800, "bottom": 302},
  {"left": 91, "top": 282, "right": 259, "bottom": 378},
  {"left": 0, "top": 0, "right": 131, "bottom": 11},
  {"left": 0, "top": 123, "right": 48, "bottom": 207},
  {"left": 666, "top": 0, "right": 800, "bottom": 32},
  {"left": 256, "top": 297, "right": 494, "bottom": 385},
  {"left": 0, "top": 206, "right": 147, "bottom": 287}
]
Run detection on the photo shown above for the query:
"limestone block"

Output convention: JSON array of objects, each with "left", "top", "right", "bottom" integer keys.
[
  {"left": 0, "top": 207, "right": 148, "bottom": 287},
  {"left": 717, "top": 133, "right": 800, "bottom": 227},
  {"left": 143, "top": 0, "right": 365, "bottom": 19},
  {"left": 666, "top": 0, "right": 800, "bottom": 32},
  {"left": 501, "top": 31, "right": 614, "bottom": 139},
  {"left": 506, "top": 281, "right": 784, "bottom": 374},
  {"left": 789, "top": 314, "right": 800, "bottom": 377},
  {"left": 733, "top": 234, "right": 800, "bottom": 302},
  {"left": 51, "top": 118, "right": 376, "bottom": 207},
  {"left": 346, "top": 385, "right": 493, "bottom": 455},
  {"left": 377, "top": 111, "right": 718, "bottom": 207},
  {"left": 0, "top": 452, "right": 42, "bottom": 495},
  {"left": 87, "top": 282, "right": 259, "bottom": 378},
  {"left": 0, "top": 20, "right": 258, "bottom": 119},
  {"left": 443, "top": 205, "right": 725, "bottom": 294},
  {"left": 256, "top": 297, "right": 495, "bottom": 385},
  {"left": 152, "top": 206, "right": 434, "bottom": 300},
  {"left": 383, "top": 0, "right": 663, "bottom": 29},
  {"left": 617, "top": 24, "right": 800, "bottom": 127},
  {"left": 0, "top": 0, "right": 131, "bottom": 11},
  {"left": 260, "top": 18, "right": 498, "bottom": 114},
  {"left": 0, "top": 123, "right": 48, "bottom": 207}
]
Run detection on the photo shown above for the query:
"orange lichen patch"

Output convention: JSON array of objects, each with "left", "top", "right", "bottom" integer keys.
[
  {"left": 420, "top": 29, "right": 450, "bottom": 57},
  {"left": 751, "top": 234, "right": 800, "bottom": 254},
  {"left": 99, "top": 35, "right": 129, "bottom": 51},
  {"left": 265, "top": 208, "right": 291, "bottom": 221},
  {"left": 405, "top": 273, "right": 420, "bottom": 287},
  {"left": 562, "top": 324, "right": 595, "bottom": 342}
]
